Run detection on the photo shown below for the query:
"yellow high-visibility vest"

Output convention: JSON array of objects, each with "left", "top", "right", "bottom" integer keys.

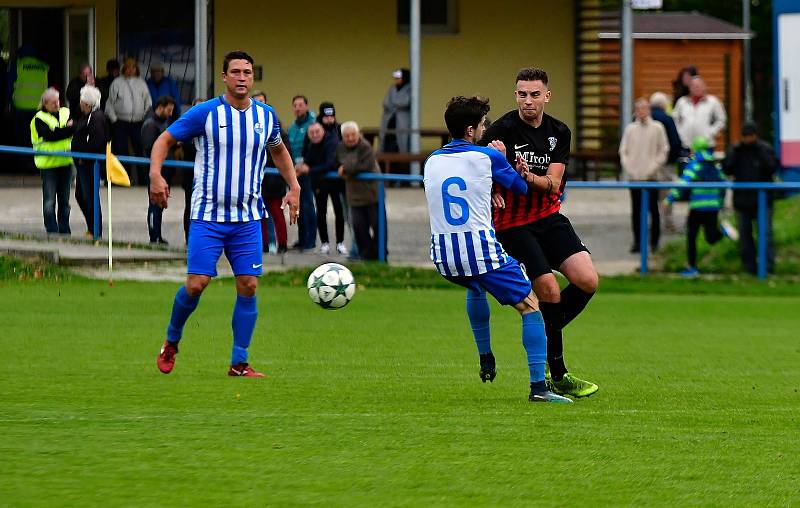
[
  {"left": 13, "top": 56, "right": 49, "bottom": 111},
  {"left": 30, "top": 108, "right": 73, "bottom": 169}
]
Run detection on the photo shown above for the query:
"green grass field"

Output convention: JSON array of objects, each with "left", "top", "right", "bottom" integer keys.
[{"left": 1, "top": 268, "right": 799, "bottom": 506}]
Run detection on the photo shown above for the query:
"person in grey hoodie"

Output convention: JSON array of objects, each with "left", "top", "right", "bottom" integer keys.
[
  {"left": 380, "top": 68, "right": 411, "bottom": 154},
  {"left": 105, "top": 57, "right": 152, "bottom": 185}
]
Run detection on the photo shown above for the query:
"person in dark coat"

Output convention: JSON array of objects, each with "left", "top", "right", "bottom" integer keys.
[
  {"left": 650, "top": 91, "right": 684, "bottom": 232},
  {"left": 141, "top": 95, "right": 176, "bottom": 244},
  {"left": 722, "top": 122, "right": 780, "bottom": 275},
  {"left": 71, "top": 85, "right": 108, "bottom": 237},
  {"left": 65, "top": 63, "right": 94, "bottom": 120}
]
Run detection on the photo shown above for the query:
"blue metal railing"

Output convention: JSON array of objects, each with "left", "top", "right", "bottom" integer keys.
[{"left": 3, "top": 144, "right": 799, "bottom": 279}]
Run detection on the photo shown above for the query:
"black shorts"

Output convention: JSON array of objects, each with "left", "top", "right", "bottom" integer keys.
[{"left": 495, "top": 213, "right": 589, "bottom": 279}]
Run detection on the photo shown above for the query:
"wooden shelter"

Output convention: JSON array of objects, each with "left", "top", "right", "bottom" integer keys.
[{"left": 597, "top": 11, "right": 751, "bottom": 152}]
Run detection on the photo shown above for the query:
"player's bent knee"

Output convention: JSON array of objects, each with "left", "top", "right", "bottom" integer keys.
[
  {"left": 235, "top": 276, "right": 258, "bottom": 297},
  {"left": 185, "top": 275, "right": 210, "bottom": 297},
  {"left": 577, "top": 271, "right": 599, "bottom": 293}
]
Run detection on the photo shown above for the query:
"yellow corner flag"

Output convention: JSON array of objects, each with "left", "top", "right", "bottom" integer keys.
[{"left": 106, "top": 142, "right": 131, "bottom": 187}]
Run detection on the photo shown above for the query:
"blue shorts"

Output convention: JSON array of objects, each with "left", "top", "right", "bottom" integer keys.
[
  {"left": 445, "top": 258, "right": 531, "bottom": 305},
  {"left": 187, "top": 220, "right": 263, "bottom": 277}
]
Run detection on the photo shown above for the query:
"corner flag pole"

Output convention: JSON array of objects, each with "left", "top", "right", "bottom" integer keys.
[{"left": 108, "top": 177, "right": 113, "bottom": 287}]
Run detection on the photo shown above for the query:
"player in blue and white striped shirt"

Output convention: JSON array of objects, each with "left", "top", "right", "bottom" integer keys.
[
  {"left": 424, "top": 96, "right": 571, "bottom": 403},
  {"left": 149, "top": 51, "right": 301, "bottom": 378}
]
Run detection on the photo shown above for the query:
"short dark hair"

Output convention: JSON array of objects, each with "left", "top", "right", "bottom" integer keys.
[
  {"left": 155, "top": 95, "right": 176, "bottom": 109},
  {"left": 444, "top": 96, "right": 490, "bottom": 139},
  {"left": 223, "top": 51, "right": 254, "bottom": 73},
  {"left": 516, "top": 67, "right": 549, "bottom": 86},
  {"left": 292, "top": 95, "right": 308, "bottom": 105},
  {"left": 106, "top": 59, "right": 120, "bottom": 72}
]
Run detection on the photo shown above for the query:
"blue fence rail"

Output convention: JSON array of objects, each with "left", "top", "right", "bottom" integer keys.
[{"left": 3, "top": 144, "right": 800, "bottom": 279}]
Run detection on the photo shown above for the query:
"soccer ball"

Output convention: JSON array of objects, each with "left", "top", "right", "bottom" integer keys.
[{"left": 307, "top": 263, "right": 356, "bottom": 309}]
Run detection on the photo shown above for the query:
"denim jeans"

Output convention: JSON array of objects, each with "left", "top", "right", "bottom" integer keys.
[{"left": 41, "top": 165, "right": 73, "bottom": 234}]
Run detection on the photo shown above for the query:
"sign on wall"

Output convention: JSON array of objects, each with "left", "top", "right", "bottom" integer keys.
[{"left": 632, "top": 0, "right": 663, "bottom": 9}]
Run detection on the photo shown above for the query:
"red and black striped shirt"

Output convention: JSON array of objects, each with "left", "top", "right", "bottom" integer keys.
[{"left": 478, "top": 111, "right": 571, "bottom": 231}]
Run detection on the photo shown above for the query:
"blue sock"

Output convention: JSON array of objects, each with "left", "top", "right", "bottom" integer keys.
[
  {"left": 466, "top": 289, "right": 491, "bottom": 354},
  {"left": 522, "top": 311, "right": 547, "bottom": 383},
  {"left": 166, "top": 286, "right": 200, "bottom": 344},
  {"left": 231, "top": 294, "right": 258, "bottom": 365}
]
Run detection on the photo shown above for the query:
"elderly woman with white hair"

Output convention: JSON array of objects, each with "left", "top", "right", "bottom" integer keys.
[
  {"left": 335, "top": 120, "right": 383, "bottom": 260},
  {"left": 71, "top": 85, "right": 109, "bottom": 237},
  {"left": 30, "top": 87, "right": 75, "bottom": 235}
]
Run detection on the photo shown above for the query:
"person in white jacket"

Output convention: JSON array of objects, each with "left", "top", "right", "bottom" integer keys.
[
  {"left": 619, "top": 98, "right": 669, "bottom": 252},
  {"left": 105, "top": 58, "right": 152, "bottom": 185},
  {"left": 672, "top": 76, "right": 727, "bottom": 149}
]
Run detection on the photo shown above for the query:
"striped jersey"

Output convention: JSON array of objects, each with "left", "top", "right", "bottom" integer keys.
[
  {"left": 424, "top": 140, "right": 528, "bottom": 277},
  {"left": 667, "top": 149, "right": 725, "bottom": 211},
  {"left": 167, "top": 95, "right": 283, "bottom": 222}
]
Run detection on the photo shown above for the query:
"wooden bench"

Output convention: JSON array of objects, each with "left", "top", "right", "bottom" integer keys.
[
  {"left": 375, "top": 151, "right": 431, "bottom": 174},
  {"left": 361, "top": 127, "right": 450, "bottom": 150}
]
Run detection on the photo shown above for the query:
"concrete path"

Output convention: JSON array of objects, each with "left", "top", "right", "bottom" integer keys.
[{"left": 0, "top": 182, "right": 687, "bottom": 281}]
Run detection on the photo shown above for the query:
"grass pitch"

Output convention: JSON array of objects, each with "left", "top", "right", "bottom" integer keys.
[{"left": 1, "top": 274, "right": 799, "bottom": 506}]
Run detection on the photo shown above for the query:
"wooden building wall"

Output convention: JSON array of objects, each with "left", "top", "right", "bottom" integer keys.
[{"left": 633, "top": 39, "right": 743, "bottom": 151}]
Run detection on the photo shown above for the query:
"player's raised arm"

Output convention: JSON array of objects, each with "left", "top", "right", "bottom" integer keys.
[
  {"left": 149, "top": 130, "right": 178, "bottom": 209},
  {"left": 487, "top": 148, "right": 528, "bottom": 196},
  {"left": 519, "top": 161, "right": 565, "bottom": 195}
]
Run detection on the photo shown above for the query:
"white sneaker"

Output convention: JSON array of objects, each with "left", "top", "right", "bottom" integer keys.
[
  {"left": 336, "top": 243, "right": 349, "bottom": 255},
  {"left": 319, "top": 243, "right": 330, "bottom": 255},
  {"left": 720, "top": 220, "right": 739, "bottom": 241}
]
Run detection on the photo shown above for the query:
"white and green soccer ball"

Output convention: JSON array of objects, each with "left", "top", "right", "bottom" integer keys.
[{"left": 307, "top": 263, "right": 356, "bottom": 309}]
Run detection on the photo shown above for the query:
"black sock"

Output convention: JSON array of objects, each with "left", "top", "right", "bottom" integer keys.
[
  {"left": 561, "top": 284, "right": 595, "bottom": 327},
  {"left": 530, "top": 380, "right": 547, "bottom": 393},
  {"left": 539, "top": 302, "right": 567, "bottom": 381}
]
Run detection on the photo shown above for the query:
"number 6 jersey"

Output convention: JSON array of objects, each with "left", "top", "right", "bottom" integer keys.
[{"left": 424, "top": 140, "right": 528, "bottom": 276}]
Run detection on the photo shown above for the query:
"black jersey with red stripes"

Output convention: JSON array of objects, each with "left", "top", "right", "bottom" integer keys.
[{"left": 478, "top": 110, "right": 571, "bottom": 231}]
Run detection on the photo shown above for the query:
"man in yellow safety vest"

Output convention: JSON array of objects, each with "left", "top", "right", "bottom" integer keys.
[{"left": 30, "top": 87, "right": 75, "bottom": 235}]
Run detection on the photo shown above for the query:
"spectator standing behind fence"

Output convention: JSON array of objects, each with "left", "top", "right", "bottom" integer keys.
[
  {"left": 300, "top": 122, "right": 347, "bottom": 256},
  {"left": 71, "top": 85, "right": 108, "bottom": 238},
  {"left": 318, "top": 101, "right": 342, "bottom": 140},
  {"left": 671, "top": 66, "right": 698, "bottom": 108},
  {"left": 380, "top": 68, "right": 411, "bottom": 155},
  {"left": 619, "top": 98, "right": 669, "bottom": 253},
  {"left": 672, "top": 76, "right": 726, "bottom": 150},
  {"left": 650, "top": 91, "right": 684, "bottom": 232},
  {"left": 65, "top": 63, "right": 94, "bottom": 120},
  {"left": 665, "top": 138, "right": 737, "bottom": 278},
  {"left": 106, "top": 58, "right": 152, "bottom": 186},
  {"left": 147, "top": 62, "right": 181, "bottom": 122},
  {"left": 30, "top": 87, "right": 74, "bottom": 235},
  {"left": 96, "top": 59, "right": 120, "bottom": 111},
  {"left": 336, "top": 121, "right": 382, "bottom": 260},
  {"left": 317, "top": 102, "right": 348, "bottom": 255},
  {"left": 250, "top": 91, "right": 287, "bottom": 254},
  {"left": 142, "top": 95, "right": 177, "bottom": 244},
  {"left": 722, "top": 122, "right": 779, "bottom": 275},
  {"left": 288, "top": 94, "right": 317, "bottom": 250}
]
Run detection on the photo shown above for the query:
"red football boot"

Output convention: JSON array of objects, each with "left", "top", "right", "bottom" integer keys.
[
  {"left": 228, "top": 363, "right": 265, "bottom": 378},
  {"left": 157, "top": 340, "right": 178, "bottom": 374}
]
